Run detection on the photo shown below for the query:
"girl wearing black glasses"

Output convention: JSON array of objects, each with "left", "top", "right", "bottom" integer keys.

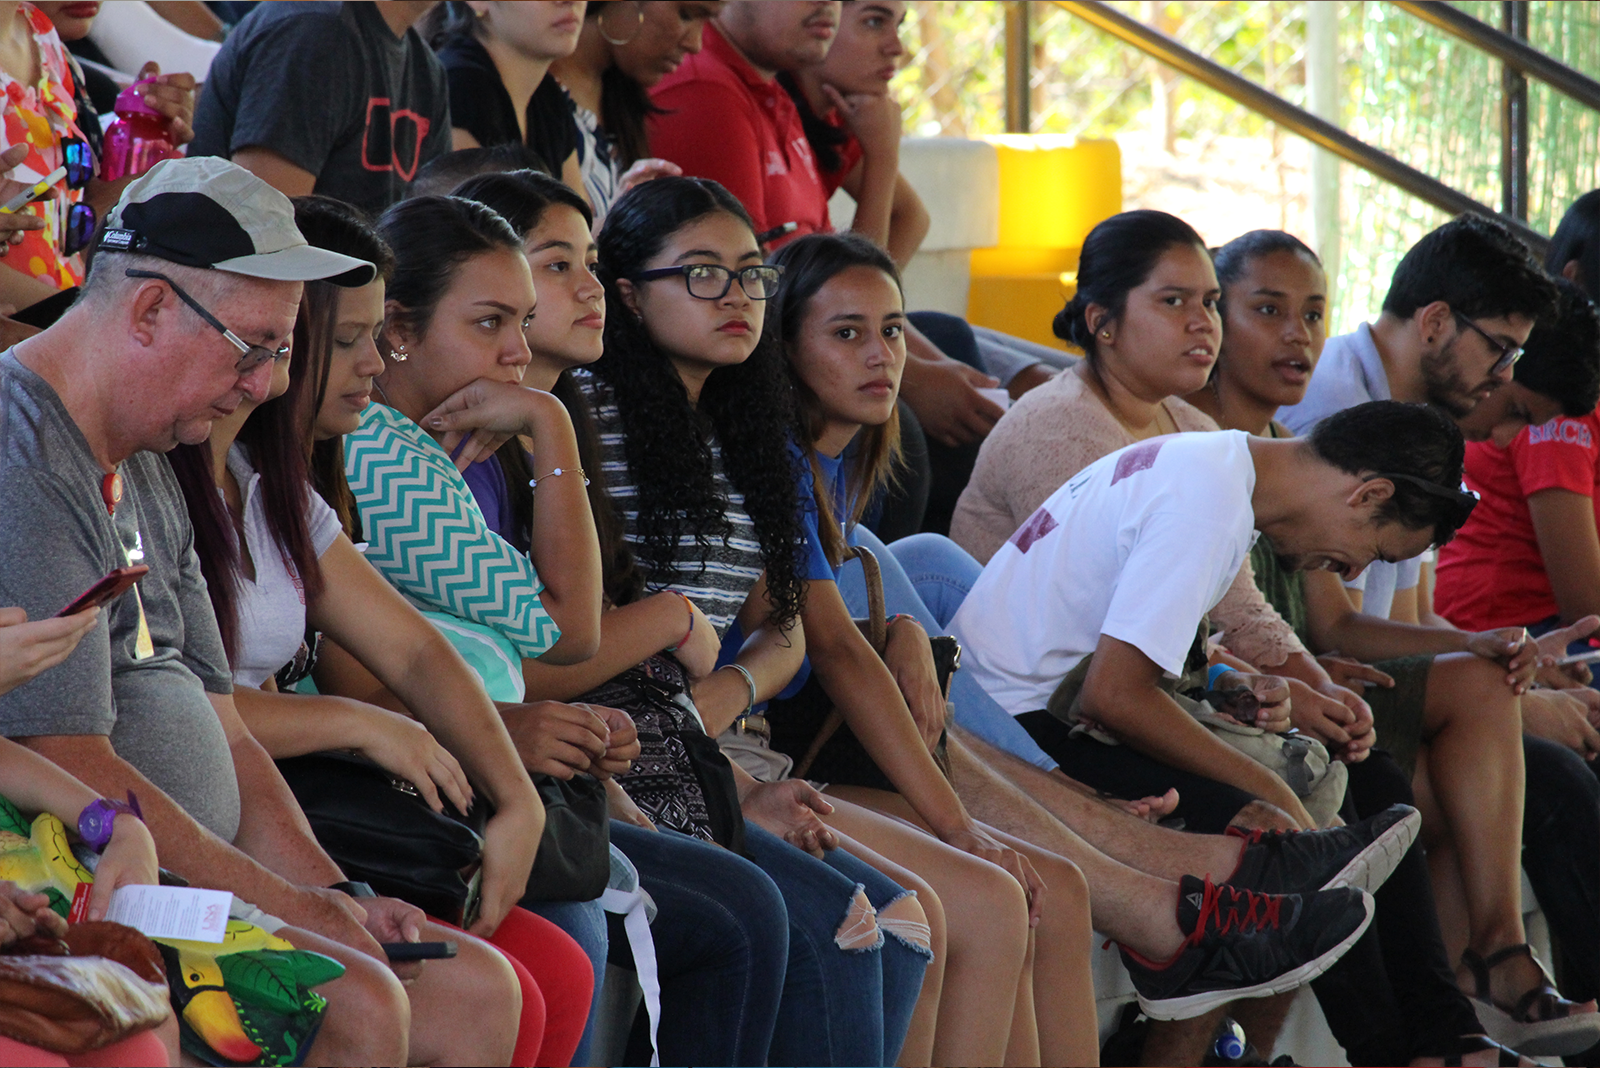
[{"left": 583, "top": 175, "right": 1055, "bottom": 1068}]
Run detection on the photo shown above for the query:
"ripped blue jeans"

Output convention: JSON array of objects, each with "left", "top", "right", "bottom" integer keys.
[{"left": 744, "top": 824, "right": 930, "bottom": 1067}]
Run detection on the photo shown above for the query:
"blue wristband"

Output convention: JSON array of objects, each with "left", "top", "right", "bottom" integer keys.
[{"left": 1206, "top": 663, "right": 1235, "bottom": 689}]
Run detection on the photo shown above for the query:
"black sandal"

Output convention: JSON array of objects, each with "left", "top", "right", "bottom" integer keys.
[{"left": 1461, "top": 944, "right": 1600, "bottom": 1057}]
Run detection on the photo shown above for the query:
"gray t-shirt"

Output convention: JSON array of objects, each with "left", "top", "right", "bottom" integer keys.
[{"left": 0, "top": 353, "right": 240, "bottom": 840}]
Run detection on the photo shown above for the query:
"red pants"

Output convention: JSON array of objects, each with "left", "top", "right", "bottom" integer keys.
[{"left": 440, "top": 907, "right": 593, "bottom": 1067}]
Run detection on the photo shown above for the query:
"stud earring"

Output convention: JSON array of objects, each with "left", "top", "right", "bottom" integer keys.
[
  {"left": 1100, "top": 330, "right": 1112, "bottom": 339},
  {"left": 390, "top": 345, "right": 407, "bottom": 362}
]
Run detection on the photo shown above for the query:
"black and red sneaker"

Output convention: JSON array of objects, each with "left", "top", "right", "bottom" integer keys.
[
  {"left": 1120, "top": 875, "right": 1374, "bottom": 1020},
  {"left": 1223, "top": 804, "right": 1419, "bottom": 895}
]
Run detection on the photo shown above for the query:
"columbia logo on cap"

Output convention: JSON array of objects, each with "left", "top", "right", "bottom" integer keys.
[{"left": 99, "top": 229, "right": 136, "bottom": 251}]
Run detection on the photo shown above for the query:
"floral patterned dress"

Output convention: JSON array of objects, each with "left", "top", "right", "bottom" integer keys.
[{"left": 0, "top": 4, "right": 88, "bottom": 289}]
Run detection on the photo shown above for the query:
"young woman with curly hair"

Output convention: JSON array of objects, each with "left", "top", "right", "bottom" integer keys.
[{"left": 582, "top": 175, "right": 1051, "bottom": 1066}]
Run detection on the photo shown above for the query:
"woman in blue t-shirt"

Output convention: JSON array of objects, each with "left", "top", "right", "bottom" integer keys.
[{"left": 582, "top": 175, "right": 1062, "bottom": 1067}]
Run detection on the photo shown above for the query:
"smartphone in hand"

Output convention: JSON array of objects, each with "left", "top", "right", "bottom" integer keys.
[
  {"left": 57, "top": 565, "right": 148, "bottom": 617},
  {"left": 381, "top": 941, "right": 458, "bottom": 962}
]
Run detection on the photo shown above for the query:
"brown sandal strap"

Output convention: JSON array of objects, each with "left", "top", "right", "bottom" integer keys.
[
  {"left": 1480, "top": 943, "right": 1540, "bottom": 971},
  {"left": 1460, "top": 947, "right": 1495, "bottom": 1001},
  {"left": 1512, "top": 983, "right": 1577, "bottom": 1024},
  {"left": 1463, "top": 943, "right": 1581, "bottom": 1024}
]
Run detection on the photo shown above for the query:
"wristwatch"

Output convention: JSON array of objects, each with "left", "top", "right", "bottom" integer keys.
[{"left": 78, "top": 791, "right": 143, "bottom": 853}]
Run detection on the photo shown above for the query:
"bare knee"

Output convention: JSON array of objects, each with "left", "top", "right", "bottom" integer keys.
[
  {"left": 878, "top": 891, "right": 935, "bottom": 959},
  {"left": 1428, "top": 654, "right": 1521, "bottom": 728},
  {"left": 1037, "top": 854, "right": 1090, "bottom": 928},
  {"left": 408, "top": 931, "right": 521, "bottom": 1066},
  {"left": 311, "top": 943, "right": 410, "bottom": 1066},
  {"left": 836, "top": 884, "right": 883, "bottom": 951},
  {"left": 950, "top": 860, "right": 1030, "bottom": 967}
]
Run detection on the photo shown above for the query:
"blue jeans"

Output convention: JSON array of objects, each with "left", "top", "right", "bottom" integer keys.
[
  {"left": 744, "top": 824, "right": 928, "bottom": 1066},
  {"left": 608, "top": 822, "right": 788, "bottom": 1066},
  {"left": 523, "top": 896, "right": 608, "bottom": 1066},
  {"left": 837, "top": 527, "right": 1060, "bottom": 771}
]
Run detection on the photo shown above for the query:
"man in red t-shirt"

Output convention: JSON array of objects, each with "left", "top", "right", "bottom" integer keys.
[
  {"left": 1438, "top": 281, "right": 1600, "bottom": 631},
  {"left": 649, "top": 1, "right": 840, "bottom": 243}
]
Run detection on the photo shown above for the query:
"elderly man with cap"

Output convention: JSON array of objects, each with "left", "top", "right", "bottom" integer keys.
[{"left": 0, "top": 156, "right": 522, "bottom": 1067}]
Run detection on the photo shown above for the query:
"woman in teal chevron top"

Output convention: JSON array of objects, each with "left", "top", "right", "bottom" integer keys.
[{"left": 342, "top": 199, "right": 603, "bottom": 682}]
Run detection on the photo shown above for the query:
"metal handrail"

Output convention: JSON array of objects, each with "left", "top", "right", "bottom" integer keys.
[
  {"left": 1050, "top": 0, "right": 1549, "bottom": 253},
  {"left": 1391, "top": 1, "right": 1600, "bottom": 114}
]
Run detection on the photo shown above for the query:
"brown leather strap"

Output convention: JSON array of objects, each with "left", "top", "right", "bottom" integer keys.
[{"left": 794, "top": 545, "right": 884, "bottom": 779}]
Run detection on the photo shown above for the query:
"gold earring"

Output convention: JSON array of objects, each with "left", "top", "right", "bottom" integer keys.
[{"left": 1100, "top": 330, "right": 1111, "bottom": 339}]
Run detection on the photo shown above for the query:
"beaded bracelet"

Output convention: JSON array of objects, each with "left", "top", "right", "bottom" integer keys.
[{"left": 528, "top": 466, "right": 590, "bottom": 491}]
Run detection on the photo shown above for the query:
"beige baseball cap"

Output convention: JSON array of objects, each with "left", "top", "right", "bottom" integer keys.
[{"left": 96, "top": 156, "right": 376, "bottom": 286}]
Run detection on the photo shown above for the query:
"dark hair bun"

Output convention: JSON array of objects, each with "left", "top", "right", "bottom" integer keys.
[{"left": 1055, "top": 293, "right": 1092, "bottom": 348}]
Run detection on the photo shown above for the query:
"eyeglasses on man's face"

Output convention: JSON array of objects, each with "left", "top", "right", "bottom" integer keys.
[
  {"left": 125, "top": 268, "right": 289, "bottom": 375},
  {"left": 1453, "top": 310, "right": 1524, "bottom": 376},
  {"left": 631, "top": 263, "right": 784, "bottom": 301}
]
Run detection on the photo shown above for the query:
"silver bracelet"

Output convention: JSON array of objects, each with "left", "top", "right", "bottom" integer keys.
[
  {"left": 528, "top": 466, "right": 590, "bottom": 491},
  {"left": 724, "top": 663, "right": 758, "bottom": 717}
]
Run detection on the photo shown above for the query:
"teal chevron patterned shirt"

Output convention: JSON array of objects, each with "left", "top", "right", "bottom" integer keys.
[{"left": 343, "top": 403, "right": 561, "bottom": 659}]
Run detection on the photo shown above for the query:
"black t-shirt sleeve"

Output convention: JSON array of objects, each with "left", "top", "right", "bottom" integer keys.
[
  {"left": 219, "top": 11, "right": 368, "bottom": 175},
  {"left": 524, "top": 77, "right": 578, "bottom": 175},
  {"left": 443, "top": 58, "right": 518, "bottom": 149}
]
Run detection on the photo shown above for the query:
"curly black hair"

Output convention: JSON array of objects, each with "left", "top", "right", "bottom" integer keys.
[{"left": 594, "top": 177, "right": 807, "bottom": 627}]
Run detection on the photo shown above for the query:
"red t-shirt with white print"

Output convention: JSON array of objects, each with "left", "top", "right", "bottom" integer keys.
[
  {"left": 1435, "top": 410, "right": 1600, "bottom": 629},
  {"left": 648, "top": 22, "right": 830, "bottom": 247}
]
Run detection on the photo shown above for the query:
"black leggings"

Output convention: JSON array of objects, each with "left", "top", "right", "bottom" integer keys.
[
  {"left": 1015, "top": 710, "right": 1257, "bottom": 834},
  {"left": 1310, "top": 751, "right": 1481, "bottom": 1064},
  {"left": 1521, "top": 734, "right": 1600, "bottom": 1002}
]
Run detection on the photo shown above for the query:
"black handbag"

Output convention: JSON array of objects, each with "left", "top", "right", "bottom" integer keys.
[
  {"left": 276, "top": 750, "right": 486, "bottom": 927},
  {"left": 580, "top": 653, "right": 747, "bottom": 853},
  {"left": 521, "top": 772, "right": 611, "bottom": 903}
]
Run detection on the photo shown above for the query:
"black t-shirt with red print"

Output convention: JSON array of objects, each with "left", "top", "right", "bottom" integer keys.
[{"left": 191, "top": 1, "right": 451, "bottom": 213}]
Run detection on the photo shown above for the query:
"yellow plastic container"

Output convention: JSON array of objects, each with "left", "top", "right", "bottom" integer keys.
[{"left": 967, "top": 136, "right": 1121, "bottom": 350}]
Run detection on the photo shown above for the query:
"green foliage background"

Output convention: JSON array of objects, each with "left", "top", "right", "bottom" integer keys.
[{"left": 891, "top": 1, "right": 1600, "bottom": 332}]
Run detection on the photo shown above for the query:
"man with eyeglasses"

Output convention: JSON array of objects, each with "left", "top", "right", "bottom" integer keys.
[
  {"left": 1280, "top": 215, "right": 1600, "bottom": 1051},
  {"left": 1282, "top": 212, "right": 1558, "bottom": 621},
  {"left": 0, "top": 156, "right": 525, "bottom": 1066}
]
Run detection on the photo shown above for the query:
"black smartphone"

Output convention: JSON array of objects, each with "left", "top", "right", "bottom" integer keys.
[
  {"left": 381, "top": 941, "right": 458, "bottom": 962},
  {"left": 57, "top": 565, "right": 148, "bottom": 617}
]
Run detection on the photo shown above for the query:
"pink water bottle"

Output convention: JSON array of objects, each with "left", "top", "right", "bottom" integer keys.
[{"left": 99, "top": 78, "right": 181, "bottom": 181}]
